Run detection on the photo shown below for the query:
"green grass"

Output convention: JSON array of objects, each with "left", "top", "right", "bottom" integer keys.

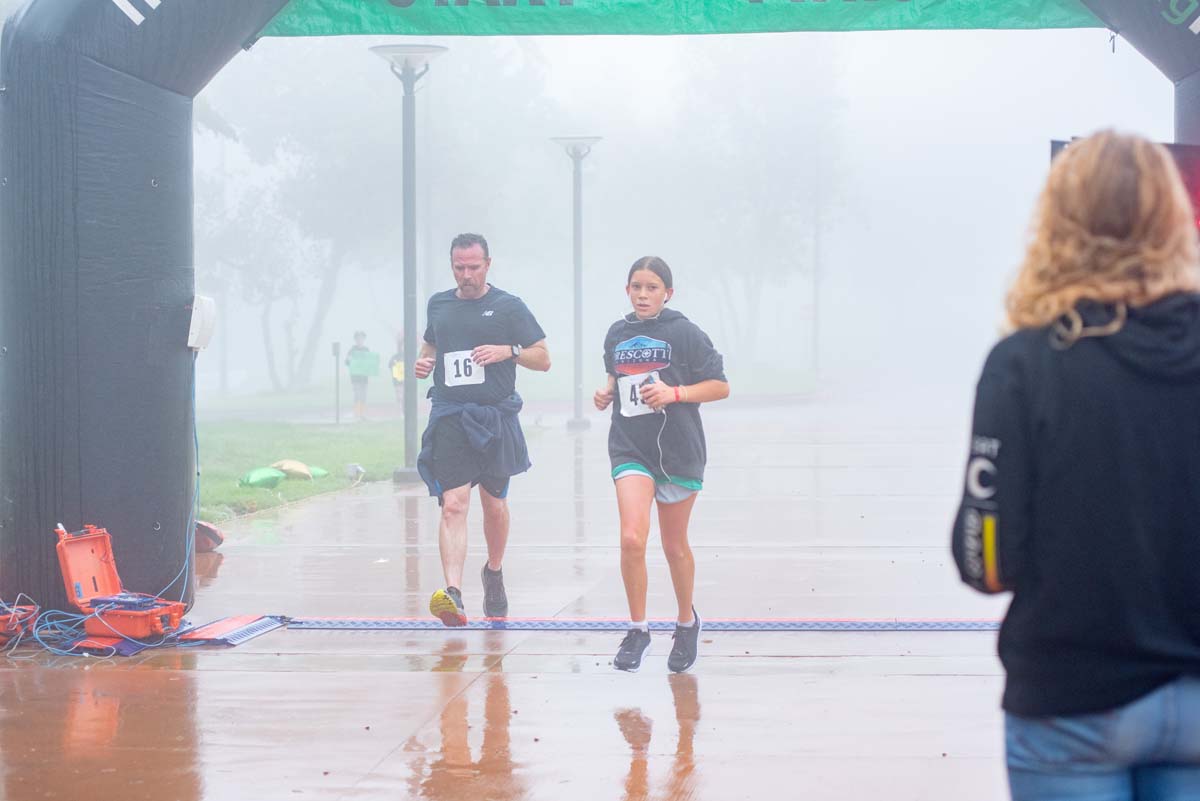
[
  {"left": 197, "top": 419, "right": 408, "bottom": 522},
  {"left": 199, "top": 381, "right": 346, "bottom": 418}
]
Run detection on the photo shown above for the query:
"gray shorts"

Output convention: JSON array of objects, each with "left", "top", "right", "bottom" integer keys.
[{"left": 613, "top": 466, "right": 697, "bottom": 505}]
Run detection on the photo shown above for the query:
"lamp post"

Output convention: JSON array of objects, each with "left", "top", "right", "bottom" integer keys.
[
  {"left": 551, "top": 136, "right": 601, "bottom": 432},
  {"left": 371, "top": 44, "right": 447, "bottom": 481}
]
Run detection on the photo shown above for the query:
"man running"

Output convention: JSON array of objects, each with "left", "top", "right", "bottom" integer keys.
[{"left": 415, "top": 233, "right": 551, "bottom": 626}]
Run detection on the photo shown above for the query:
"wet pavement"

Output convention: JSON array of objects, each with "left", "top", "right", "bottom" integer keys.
[{"left": 0, "top": 399, "right": 1011, "bottom": 800}]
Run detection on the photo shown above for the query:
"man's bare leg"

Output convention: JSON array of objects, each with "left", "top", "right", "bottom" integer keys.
[
  {"left": 479, "top": 487, "right": 510, "bottom": 572},
  {"left": 479, "top": 487, "right": 511, "bottom": 617},
  {"left": 438, "top": 484, "right": 473, "bottom": 589}
]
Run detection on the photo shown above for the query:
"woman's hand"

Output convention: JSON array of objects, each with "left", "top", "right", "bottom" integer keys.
[
  {"left": 594, "top": 383, "right": 614, "bottom": 411},
  {"left": 639, "top": 381, "right": 677, "bottom": 411}
]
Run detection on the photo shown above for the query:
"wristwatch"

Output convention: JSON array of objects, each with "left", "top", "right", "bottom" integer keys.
[{"left": 511, "top": 344, "right": 522, "bottom": 360}]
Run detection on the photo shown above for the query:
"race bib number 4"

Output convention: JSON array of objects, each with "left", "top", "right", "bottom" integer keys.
[
  {"left": 444, "top": 350, "right": 485, "bottom": 387},
  {"left": 618, "top": 371, "right": 661, "bottom": 418}
]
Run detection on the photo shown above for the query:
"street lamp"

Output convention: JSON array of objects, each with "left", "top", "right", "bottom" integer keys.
[
  {"left": 551, "top": 136, "right": 601, "bottom": 432},
  {"left": 371, "top": 44, "right": 447, "bottom": 482}
]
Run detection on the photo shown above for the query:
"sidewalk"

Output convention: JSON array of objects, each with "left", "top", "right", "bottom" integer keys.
[{"left": 0, "top": 398, "right": 1010, "bottom": 801}]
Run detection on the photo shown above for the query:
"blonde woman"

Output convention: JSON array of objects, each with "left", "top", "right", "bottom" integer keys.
[{"left": 952, "top": 130, "right": 1200, "bottom": 800}]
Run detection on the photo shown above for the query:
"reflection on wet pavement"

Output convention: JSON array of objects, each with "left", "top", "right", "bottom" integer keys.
[
  {"left": 0, "top": 402, "right": 1011, "bottom": 800},
  {"left": 402, "top": 640, "right": 526, "bottom": 800},
  {"left": 616, "top": 674, "right": 700, "bottom": 801},
  {"left": 2, "top": 655, "right": 203, "bottom": 801},
  {"left": 195, "top": 551, "right": 225, "bottom": 587}
]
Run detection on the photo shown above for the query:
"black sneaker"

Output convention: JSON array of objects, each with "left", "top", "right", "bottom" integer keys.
[
  {"left": 429, "top": 586, "right": 467, "bottom": 627},
  {"left": 613, "top": 628, "right": 652, "bottom": 672},
  {"left": 667, "top": 609, "right": 701, "bottom": 673},
  {"left": 481, "top": 564, "right": 508, "bottom": 618}
]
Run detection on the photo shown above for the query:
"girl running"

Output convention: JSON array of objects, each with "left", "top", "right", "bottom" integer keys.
[{"left": 595, "top": 256, "right": 729, "bottom": 673}]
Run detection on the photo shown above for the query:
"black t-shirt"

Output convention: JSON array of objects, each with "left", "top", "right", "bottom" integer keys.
[{"left": 423, "top": 285, "right": 545, "bottom": 405}]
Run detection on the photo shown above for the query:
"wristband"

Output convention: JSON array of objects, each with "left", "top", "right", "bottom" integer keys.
[
  {"left": 673, "top": 386, "right": 680, "bottom": 403},
  {"left": 683, "top": 386, "right": 689, "bottom": 402}
]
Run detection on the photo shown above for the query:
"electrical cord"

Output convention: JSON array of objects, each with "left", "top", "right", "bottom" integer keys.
[
  {"left": 154, "top": 351, "right": 200, "bottom": 602},
  {"left": 11, "top": 602, "right": 183, "bottom": 658},
  {"left": 656, "top": 403, "right": 670, "bottom": 483}
]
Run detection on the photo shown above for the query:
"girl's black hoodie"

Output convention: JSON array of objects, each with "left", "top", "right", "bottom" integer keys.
[{"left": 603, "top": 309, "right": 726, "bottom": 485}]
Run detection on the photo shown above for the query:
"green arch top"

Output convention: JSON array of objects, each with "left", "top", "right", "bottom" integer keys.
[{"left": 261, "top": 0, "right": 1104, "bottom": 38}]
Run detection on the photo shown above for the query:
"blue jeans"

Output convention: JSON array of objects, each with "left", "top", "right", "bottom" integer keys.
[{"left": 1006, "top": 676, "right": 1200, "bottom": 801}]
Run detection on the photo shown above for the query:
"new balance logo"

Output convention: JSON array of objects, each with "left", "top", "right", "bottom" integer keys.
[
  {"left": 482, "top": 310, "right": 495, "bottom": 317},
  {"left": 110, "top": 0, "right": 163, "bottom": 26}
]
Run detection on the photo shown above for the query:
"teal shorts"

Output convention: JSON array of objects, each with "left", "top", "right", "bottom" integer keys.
[{"left": 611, "top": 462, "right": 702, "bottom": 505}]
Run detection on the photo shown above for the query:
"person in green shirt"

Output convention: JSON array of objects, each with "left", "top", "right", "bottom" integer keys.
[{"left": 345, "top": 330, "right": 372, "bottom": 421}]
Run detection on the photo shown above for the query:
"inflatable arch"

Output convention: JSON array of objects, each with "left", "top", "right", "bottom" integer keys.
[{"left": 0, "top": 0, "right": 1196, "bottom": 609}]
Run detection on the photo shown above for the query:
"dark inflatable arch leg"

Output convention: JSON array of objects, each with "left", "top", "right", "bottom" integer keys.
[{"left": 0, "top": 0, "right": 286, "bottom": 611}]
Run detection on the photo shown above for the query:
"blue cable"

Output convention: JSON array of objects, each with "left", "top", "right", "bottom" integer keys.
[
  {"left": 154, "top": 351, "right": 200, "bottom": 602},
  {"left": 27, "top": 609, "right": 92, "bottom": 657},
  {"left": 22, "top": 604, "right": 180, "bottom": 657}
]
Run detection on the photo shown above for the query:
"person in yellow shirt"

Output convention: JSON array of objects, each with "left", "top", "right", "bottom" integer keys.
[{"left": 388, "top": 334, "right": 405, "bottom": 404}]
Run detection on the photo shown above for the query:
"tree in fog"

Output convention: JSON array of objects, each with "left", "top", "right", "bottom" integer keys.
[
  {"left": 197, "top": 40, "right": 407, "bottom": 391},
  {"left": 195, "top": 117, "right": 330, "bottom": 392},
  {"left": 528, "top": 34, "right": 848, "bottom": 389},
  {"left": 667, "top": 36, "right": 845, "bottom": 373}
]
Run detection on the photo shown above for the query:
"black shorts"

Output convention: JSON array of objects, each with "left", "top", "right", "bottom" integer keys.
[{"left": 430, "top": 415, "right": 511, "bottom": 500}]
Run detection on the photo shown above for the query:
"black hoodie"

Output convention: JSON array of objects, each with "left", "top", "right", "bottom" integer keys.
[
  {"left": 952, "top": 293, "right": 1200, "bottom": 717},
  {"left": 603, "top": 309, "right": 727, "bottom": 485}
]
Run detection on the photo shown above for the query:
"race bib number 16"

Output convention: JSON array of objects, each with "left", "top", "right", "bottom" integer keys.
[
  {"left": 444, "top": 350, "right": 485, "bottom": 387},
  {"left": 618, "top": 371, "right": 661, "bottom": 418}
]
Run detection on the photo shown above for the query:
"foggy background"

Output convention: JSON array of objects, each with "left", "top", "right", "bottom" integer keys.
[{"left": 185, "top": 28, "right": 1171, "bottom": 417}]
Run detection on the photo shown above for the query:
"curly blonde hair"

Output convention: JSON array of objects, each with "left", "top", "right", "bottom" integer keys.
[{"left": 1006, "top": 131, "right": 1200, "bottom": 344}]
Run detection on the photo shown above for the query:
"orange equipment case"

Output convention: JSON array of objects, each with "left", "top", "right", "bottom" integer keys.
[
  {"left": 0, "top": 605, "right": 37, "bottom": 643},
  {"left": 54, "top": 524, "right": 186, "bottom": 639}
]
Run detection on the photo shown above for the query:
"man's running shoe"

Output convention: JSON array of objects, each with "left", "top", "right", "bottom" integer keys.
[
  {"left": 481, "top": 564, "right": 509, "bottom": 618},
  {"left": 613, "top": 628, "right": 652, "bottom": 672},
  {"left": 429, "top": 587, "right": 467, "bottom": 627},
  {"left": 667, "top": 608, "right": 701, "bottom": 673}
]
